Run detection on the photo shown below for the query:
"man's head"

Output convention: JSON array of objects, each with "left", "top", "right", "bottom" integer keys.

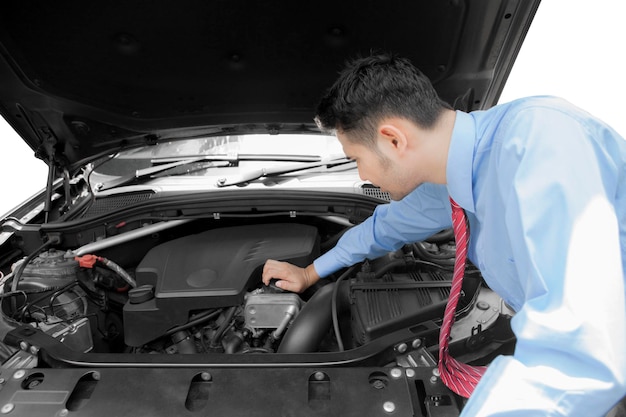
[
  {"left": 315, "top": 53, "right": 454, "bottom": 200},
  {"left": 315, "top": 53, "right": 451, "bottom": 147}
]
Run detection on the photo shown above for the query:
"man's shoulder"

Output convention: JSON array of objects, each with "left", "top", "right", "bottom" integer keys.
[
  {"left": 477, "top": 95, "right": 589, "bottom": 136},
  {"left": 491, "top": 95, "right": 574, "bottom": 116},
  {"left": 493, "top": 95, "right": 587, "bottom": 120}
]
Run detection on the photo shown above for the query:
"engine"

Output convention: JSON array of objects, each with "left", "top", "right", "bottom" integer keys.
[
  {"left": 124, "top": 223, "right": 318, "bottom": 348},
  {"left": 3, "top": 222, "right": 486, "bottom": 357}
]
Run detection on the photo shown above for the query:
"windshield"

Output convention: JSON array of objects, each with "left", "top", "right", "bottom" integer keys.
[{"left": 93, "top": 134, "right": 344, "bottom": 177}]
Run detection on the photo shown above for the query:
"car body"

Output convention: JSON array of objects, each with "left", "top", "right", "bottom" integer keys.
[{"left": 0, "top": 2, "right": 541, "bottom": 416}]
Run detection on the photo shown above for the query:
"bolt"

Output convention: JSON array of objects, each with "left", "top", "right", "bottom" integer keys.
[
  {"left": 0, "top": 403, "right": 14, "bottom": 414},
  {"left": 19, "top": 341, "right": 28, "bottom": 351},
  {"left": 313, "top": 371, "right": 325, "bottom": 381},
  {"left": 0, "top": 378, "right": 5, "bottom": 384},
  {"left": 390, "top": 368, "right": 402, "bottom": 379},
  {"left": 476, "top": 301, "right": 490, "bottom": 310},
  {"left": 58, "top": 409, "right": 69, "bottom": 417},
  {"left": 405, "top": 369, "right": 415, "bottom": 378},
  {"left": 12, "top": 370, "right": 25, "bottom": 380},
  {"left": 432, "top": 367, "right": 440, "bottom": 377},
  {"left": 383, "top": 401, "right": 396, "bottom": 413},
  {"left": 411, "top": 339, "right": 422, "bottom": 349},
  {"left": 430, "top": 376, "right": 438, "bottom": 384},
  {"left": 217, "top": 178, "right": 226, "bottom": 186},
  {"left": 372, "top": 380, "right": 385, "bottom": 390},
  {"left": 29, "top": 346, "right": 39, "bottom": 355},
  {"left": 200, "top": 372, "right": 212, "bottom": 381},
  {"left": 395, "top": 343, "right": 407, "bottom": 354},
  {"left": 27, "top": 380, "right": 41, "bottom": 389}
]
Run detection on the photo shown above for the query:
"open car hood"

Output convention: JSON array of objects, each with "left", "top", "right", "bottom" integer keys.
[{"left": 0, "top": 1, "right": 540, "bottom": 171}]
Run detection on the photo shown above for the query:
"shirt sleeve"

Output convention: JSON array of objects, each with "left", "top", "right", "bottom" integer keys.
[
  {"left": 313, "top": 182, "right": 452, "bottom": 277},
  {"left": 462, "top": 108, "right": 626, "bottom": 415}
]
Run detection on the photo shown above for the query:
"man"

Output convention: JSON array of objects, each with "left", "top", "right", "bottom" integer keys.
[{"left": 262, "top": 53, "right": 626, "bottom": 415}]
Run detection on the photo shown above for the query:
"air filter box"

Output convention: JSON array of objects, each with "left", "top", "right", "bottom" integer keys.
[{"left": 350, "top": 268, "right": 478, "bottom": 345}]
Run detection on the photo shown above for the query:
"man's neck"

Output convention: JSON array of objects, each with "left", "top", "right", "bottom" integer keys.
[{"left": 420, "top": 109, "right": 457, "bottom": 184}]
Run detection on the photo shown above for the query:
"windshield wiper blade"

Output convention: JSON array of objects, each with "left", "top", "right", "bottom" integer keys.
[
  {"left": 215, "top": 157, "right": 354, "bottom": 187},
  {"left": 97, "top": 154, "right": 335, "bottom": 192},
  {"left": 98, "top": 155, "right": 237, "bottom": 191}
]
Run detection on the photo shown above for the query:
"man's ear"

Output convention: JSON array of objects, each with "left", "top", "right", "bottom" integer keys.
[{"left": 378, "top": 121, "right": 408, "bottom": 154}]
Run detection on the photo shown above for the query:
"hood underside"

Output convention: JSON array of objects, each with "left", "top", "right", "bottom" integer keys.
[{"left": 0, "top": 1, "right": 540, "bottom": 170}]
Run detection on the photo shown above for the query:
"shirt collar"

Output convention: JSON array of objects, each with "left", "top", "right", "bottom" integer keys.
[{"left": 446, "top": 110, "right": 476, "bottom": 212}]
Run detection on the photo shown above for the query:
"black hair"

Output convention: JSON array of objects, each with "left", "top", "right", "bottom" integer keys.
[{"left": 315, "top": 53, "right": 452, "bottom": 147}]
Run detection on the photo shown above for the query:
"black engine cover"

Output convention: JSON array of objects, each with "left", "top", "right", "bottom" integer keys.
[{"left": 123, "top": 223, "right": 319, "bottom": 346}]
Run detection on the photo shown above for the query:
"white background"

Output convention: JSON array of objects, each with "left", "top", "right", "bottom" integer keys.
[{"left": 1, "top": 0, "right": 625, "bottom": 216}]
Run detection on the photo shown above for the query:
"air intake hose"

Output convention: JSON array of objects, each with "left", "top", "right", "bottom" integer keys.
[{"left": 278, "top": 282, "right": 348, "bottom": 353}]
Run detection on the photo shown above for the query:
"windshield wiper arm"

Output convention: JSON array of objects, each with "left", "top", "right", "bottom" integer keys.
[
  {"left": 215, "top": 157, "right": 354, "bottom": 187},
  {"left": 98, "top": 155, "right": 237, "bottom": 191}
]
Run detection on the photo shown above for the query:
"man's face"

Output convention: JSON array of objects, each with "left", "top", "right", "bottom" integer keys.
[{"left": 337, "top": 131, "right": 418, "bottom": 201}]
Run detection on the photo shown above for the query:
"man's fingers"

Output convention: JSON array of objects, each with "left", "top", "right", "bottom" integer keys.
[
  {"left": 262, "top": 259, "right": 280, "bottom": 284},
  {"left": 262, "top": 259, "right": 316, "bottom": 294},
  {"left": 275, "top": 279, "right": 302, "bottom": 293},
  {"left": 262, "top": 259, "right": 307, "bottom": 293},
  {"left": 263, "top": 260, "right": 292, "bottom": 285}
]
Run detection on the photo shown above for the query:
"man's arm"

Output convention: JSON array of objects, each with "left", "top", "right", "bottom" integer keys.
[{"left": 262, "top": 182, "right": 452, "bottom": 292}]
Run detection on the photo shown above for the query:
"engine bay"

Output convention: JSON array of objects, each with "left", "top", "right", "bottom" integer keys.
[{"left": 0, "top": 214, "right": 514, "bottom": 370}]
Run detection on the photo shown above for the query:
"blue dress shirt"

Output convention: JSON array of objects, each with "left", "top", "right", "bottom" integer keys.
[{"left": 314, "top": 96, "right": 626, "bottom": 415}]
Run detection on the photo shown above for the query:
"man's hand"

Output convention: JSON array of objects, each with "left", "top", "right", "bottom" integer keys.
[{"left": 262, "top": 260, "right": 320, "bottom": 293}]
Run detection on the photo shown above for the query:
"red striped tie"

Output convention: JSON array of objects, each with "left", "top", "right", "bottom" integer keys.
[{"left": 438, "top": 198, "right": 487, "bottom": 398}]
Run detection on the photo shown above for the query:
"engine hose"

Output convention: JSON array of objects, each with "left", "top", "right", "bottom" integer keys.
[
  {"left": 98, "top": 257, "right": 137, "bottom": 288},
  {"left": 332, "top": 265, "right": 357, "bottom": 351},
  {"left": 171, "top": 330, "right": 197, "bottom": 354},
  {"left": 210, "top": 306, "right": 237, "bottom": 348},
  {"left": 164, "top": 309, "right": 221, "bottom": 337},
  {"left": 425, "top": 228, "right": 454, "bottom": 244},
  {"left": 222, "top": 331, "right": 244, "bottom": 354},
  {"left": 278, "top": 283, "right": 334, "bottom": 353},
  {"left": 412, "top": 242, "right": 455, "bottom": 265},
  {"left": 373, "top": 258, "right": 411, "bottom": 279},
  {"left": 278, "top": 280, "right": 349, "bottom": 354},
  {"left": 17, "top": 281, "right": 78, "bottom": 322}
]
